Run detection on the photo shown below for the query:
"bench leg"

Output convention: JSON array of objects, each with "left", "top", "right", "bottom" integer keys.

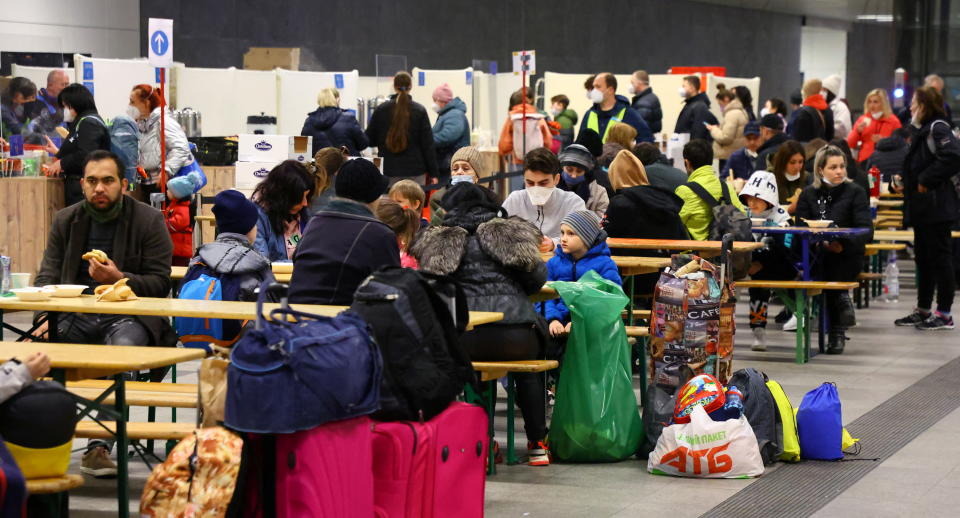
[
  {"left": 817, "top": 295, "right": 827, "bottom": 355},
  {"left": 114, "top": 373, "right": 130, "bottom": 518},
  {"left": 794, "top": 290, "right": 807, "bottom": 364},
  {"left": 483, "top": 380, "right": 496, "bottom": 476},
  {"left": 506, "top": 374, "right": 518, "bottom": 465}
]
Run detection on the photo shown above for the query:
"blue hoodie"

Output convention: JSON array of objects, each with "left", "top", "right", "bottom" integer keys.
[
  {"left": 577, "top": 94, "right": 653, "bottom": 144},
  {"left": 542, "top": 240, "right": 622, "bottom": 324}
]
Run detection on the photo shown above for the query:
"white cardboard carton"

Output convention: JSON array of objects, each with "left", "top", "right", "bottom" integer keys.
[
  {"left": 238, "top": 134, "right": 313, "bottom": 163},
  {"left": 235, "top": 161, "right": 279, "bottom": 190}
]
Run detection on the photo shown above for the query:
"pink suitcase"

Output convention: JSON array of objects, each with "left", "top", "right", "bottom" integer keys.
[
  {"left": 373, "top": 402, "right": 488, "bottom": 518},
  {"left": 275, "top": 416, "right": 374, "bottom": 518}
]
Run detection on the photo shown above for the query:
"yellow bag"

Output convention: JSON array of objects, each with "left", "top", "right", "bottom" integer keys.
[
  {"left": 788, "top": 408, "right": 861, "bottom": 457},
  {"left": 4, "top": 441, "right": 71, "bottom": 479},
  {"left": 765, "top": 380, "right": 800, "bottom": 462}
]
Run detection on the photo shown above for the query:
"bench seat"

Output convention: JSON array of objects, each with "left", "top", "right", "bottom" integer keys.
[{"left": 74, "top": 421, "right": 195, "bottom": 441}]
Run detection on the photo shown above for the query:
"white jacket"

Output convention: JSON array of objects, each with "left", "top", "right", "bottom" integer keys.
[
  {"left": 830, "top": 98, "right": 852, "bottom": 140},
  {"left": 139, "top": 107, "right": 194, "bottom": 185}
]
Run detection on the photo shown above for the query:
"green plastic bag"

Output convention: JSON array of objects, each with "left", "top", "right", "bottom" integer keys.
[{"left": 547, "top": 270, "right": 644, "bottom": 462}]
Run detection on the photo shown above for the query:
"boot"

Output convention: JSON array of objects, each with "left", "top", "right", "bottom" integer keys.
[
  {"left": 836, "top": 292, "right": 857, "bottom": 328},
  {"left": 751, "top": 327, "right": 767, "bottom": 351},
  {"left": 827, "top": 327, "right": 846, "bottom": 354}
]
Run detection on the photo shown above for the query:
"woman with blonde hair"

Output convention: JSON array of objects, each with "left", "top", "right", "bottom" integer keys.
[
  {"left": 301, "top": 87, "right": 368, "bottom": 155},
  {"left": 605, "top": 122, "right": 637, "bottom": 151},
  {"left": 846, "top": 88, "right": 901, "bottom": 163}
]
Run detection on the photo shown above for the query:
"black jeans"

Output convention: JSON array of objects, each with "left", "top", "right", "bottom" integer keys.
[
  {"left": 460, "top": 324, "right": 546, "bottom": 444},
  {"left": 915, "top": 222, "right": 956, "bottom": 313},
  {"left": 749, "top": 246, "right": 799, "bottom": 329}
]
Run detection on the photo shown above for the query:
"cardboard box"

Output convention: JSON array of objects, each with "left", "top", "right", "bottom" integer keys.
[
  {"left": 235, "top": 161, "right": 279, "bottom": 190},
  {"left": 238, "top": 134, "right": 312, "bottom": 163},
  {"left": 243, "top": 47, "right": 300, "bottom": 71}
]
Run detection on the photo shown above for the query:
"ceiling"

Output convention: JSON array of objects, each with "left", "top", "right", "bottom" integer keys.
[{"left": 693, "top": 0, "right": 894, "bottom": 22}]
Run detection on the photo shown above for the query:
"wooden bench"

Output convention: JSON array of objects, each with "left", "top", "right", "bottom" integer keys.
[
  {"left": 75, "top": 421, "right": 195, "bottom": 441},
  {"left": 621, "top": 309, "right": 652, "bottom": 320},
  {"left": 26, "top": 474, "right": 84, "bottom": 517},
  {"left": 625, "top": 326, "right": 649, "bottom": 337},
  {"left": 736, "top": 280, "right": 858, "bottom": 363},
  {"left": 67, "top": 380, "right": 198, "bottom": 408},
  {"left": 855, "top": 272, "right": 884, "bottom": 309}
]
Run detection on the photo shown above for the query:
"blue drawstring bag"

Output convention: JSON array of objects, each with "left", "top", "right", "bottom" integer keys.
[{"left": 796, "top": 382, "right": 843, "bottom": 460}]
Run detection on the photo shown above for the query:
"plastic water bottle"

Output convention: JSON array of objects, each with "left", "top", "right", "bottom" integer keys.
[
  {"left": 883, "top": 254, "right": 900, "bottom": 302},
  {"left": 709, "top": 386, "right": 744, "bottom": 421}
]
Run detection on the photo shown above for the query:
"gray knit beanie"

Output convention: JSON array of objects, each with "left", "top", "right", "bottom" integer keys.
[{"left": 560, "top": 210, "right": 605, "bottom": 248}]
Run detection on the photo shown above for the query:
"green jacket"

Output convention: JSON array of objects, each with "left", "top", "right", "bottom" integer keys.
[
  {"left": 555, "top": 108, "right": 578, "bottom": 130},
  {"left": 674, "top": 165, "right": 746, "bottom": 241}
]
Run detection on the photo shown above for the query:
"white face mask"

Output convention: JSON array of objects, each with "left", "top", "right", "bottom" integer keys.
[
  {"left": 759, "top": 107, "right": 770, "bottom": 118},
  {"left": 526, "top": 185, "right": 555, "bottom": 206},
  {"left": 450, "top": 174, "right": 474, "bottom": 185},
  {"left": 432, "top": 103, "right": 441, "bottom": 113},
  {"left": 126, "top": 104, "right": 142, "bottom": 120},
  {"left": 63, "top": 108, "right": 75, "bottom": 123},
  {"left": 627, "top": 84, "right": 636, "bottom": 95},
  {"left": 589, "top": 88, "right": 604, "bottom": 104},
  {"left": 550, "top": 107, "right": 561, "bottom": 117},
  {"left": 871, "top": 111, "right": 884, "bottom": 120},
  {"left": 678, "top": 86, "right": 690, "bottom": 98},
  {"left": 785, "top": 171, "right": 801, "bottom": 181}
]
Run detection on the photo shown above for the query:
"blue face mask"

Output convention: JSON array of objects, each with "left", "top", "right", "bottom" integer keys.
[
  {"left": 450, "top": 174, "right": 474, "bottom": 185},
  {"left": 562, "top": 170, "right": 586, "bottom": 186}
]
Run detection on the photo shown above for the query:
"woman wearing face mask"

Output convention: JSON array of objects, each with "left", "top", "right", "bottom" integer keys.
[
  {"left": 795, "top": 145, "right": 872, "bottom": 353},
  {"left": 430, "top": 83, "right": 470, "bottom": 183},
  {"left": 846, "top": 89, "right": 901, "bottom": 163},
  {"left": 1, "top": 77, "right": 38, "bottom": 136},
  {"left": 770, "top": 140, "right": 807, "bottom": 214},
  {"left": 128, "top": 84, "right": 196, "bottom": 199},
  {"left": 706, "top": 84, "right": 749, "bottom": 172},
  {"left": 40, "top": 84, "right": 111, "bottom": 206},
  {"left": 429, "top": 145, "right": 487, "bottom": 224},
  {"left": 557, "top": 144, "right": 608, "bottom": 218}
]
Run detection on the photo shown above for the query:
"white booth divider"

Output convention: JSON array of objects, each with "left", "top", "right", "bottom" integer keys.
[
  {"left": 74, "top": 55, "right": 169, "bottom": 121},
  {"left": 410, "top": 67, "right": 474, "bottom": 127},
  {"left": 174, "top": 66, "right": 277, "bottom": 137},
  {"left": 10, "top": 65, "right": 72, "bottom": 92},
  {"left": 276, "top": 69, "right": 360, "bottom": 136},
  {"left": 705, "top": 75, "right": 761, "bottom": 122},
  {"left": 472, "top": 72, "right": 523, "bottom": 147}
]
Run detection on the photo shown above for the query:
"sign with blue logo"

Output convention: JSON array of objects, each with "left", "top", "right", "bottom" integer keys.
[
  {"left": 82, "top": 62, "right": 94, "bottom": 81},
  {"left": 418, "top": 71, "right": 425, "bottom": 87},
  {"left": 253, "top": 168, "right": 270, "bottom": 178},
  {"left": 465, "top": 70, "right": 473, "bottom": 85},
  {"left": 254, "top": 141, "right": 273, "bottom": 151},
  {"left": 489, "top": 62, "right": 497, "bottom": 74},
  {"left": 83, "top": 81, "right": 95, "bottom": 95},
  {"left": 148, "top": 18, "right": 173, "bottom": 67},
  {"left": 334, "top": 73, "right": 344, "bottom": 89}
]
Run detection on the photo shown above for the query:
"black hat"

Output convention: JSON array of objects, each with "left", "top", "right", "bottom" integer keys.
[
  {"left": 335, "top": 159, "right": 388, "bottom": 203},
  {"left": 760, "top": 114, "right": 784, "bottom": 131},
  {"left": 212, "top": 190, "right": 259, "bottom": 235},
  {"left": 790, "top": 89, "right": 803, "bottom": 106},
  {"left": 575, "top": 129, "right": 603, "bottom": 158}
]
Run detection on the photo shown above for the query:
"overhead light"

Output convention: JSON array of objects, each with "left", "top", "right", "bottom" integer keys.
[{"left": 857, "top": 14, "right": 894, "bottom": 22}]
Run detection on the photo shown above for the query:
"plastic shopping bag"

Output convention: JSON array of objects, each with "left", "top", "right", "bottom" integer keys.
[
  {"left": 796, "top": 382, "right": 843, "bottom": 460},
  {"left": 547, "top": 271, "right": 643, "bottom": 462},
  {"left": 648, "top": 405, "right": 764, "bottom": 478}
]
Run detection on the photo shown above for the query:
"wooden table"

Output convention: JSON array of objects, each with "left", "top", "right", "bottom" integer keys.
[
  {"left": 752, "top": 227, "right": 872, "bottom": 281},
  {"left": 0, "top": 342, "right": 203, "bottom": 518},
  {"left": 606, "top": 238, "right": 763, "bottom": 256}
]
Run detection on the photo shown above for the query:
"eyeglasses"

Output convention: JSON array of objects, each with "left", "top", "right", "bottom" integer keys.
[{"left": 84, "top": 176, "right": 118, "bottom": 187}]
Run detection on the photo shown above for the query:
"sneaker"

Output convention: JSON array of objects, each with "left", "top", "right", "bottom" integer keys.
[
  {"left": 492, "top": 440, "right": 503, "bottom": 465},
  {"left": 918, "top": 314, "right": 955, "bottom": 331},
  {"left": 527, "top": 441, "right": 550, "bottom": 466},
  {"left": 774, "top": 308, "right": 793, "bottom": 325},
  {"left": 895, "top": 310, "right": 930, "bottom": 327},
  {"left": 751, "top": 327, "right": 767, "bottom": 351},
  {"left": 782, "top": 314, "right": 797, "bottom": 332},
  {"left": 80, "top": 446, "right": 117, "bottom": 478}
]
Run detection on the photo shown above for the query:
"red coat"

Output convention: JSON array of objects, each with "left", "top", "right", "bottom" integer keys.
[
  {"left": 165, "top": 198, "right": 193, "bottom": 259},
  {"left": 847, "top": 113, "right": 901, "bottom": 162}
]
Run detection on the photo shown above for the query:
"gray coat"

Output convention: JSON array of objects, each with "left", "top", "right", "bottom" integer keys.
[
  {"left": 35, "top": 198, "right": 175, "bottom": 345},
  {"left": 139, "top": 107, "right": 194, "bottom": 184},
  {"left": 0, "top": 361, "right": 32, "bottom": 405},
  {"left": 193, "top": 233, "right": 275, "bottom": 302}
]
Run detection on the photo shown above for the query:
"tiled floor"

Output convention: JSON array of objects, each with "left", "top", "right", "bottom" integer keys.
[{"left": 3, "top": 260, "right": 957, "bottom": 517}]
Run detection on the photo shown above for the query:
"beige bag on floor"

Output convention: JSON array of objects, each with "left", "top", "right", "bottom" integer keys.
[{"left": 198, "top": 349, "right": 230, "bottom": 427}]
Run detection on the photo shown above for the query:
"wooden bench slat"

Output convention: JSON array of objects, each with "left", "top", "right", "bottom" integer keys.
[
  {"left": 736, "top": 280, "right": 858, "bottom": 290},
  {"left": 67, "top": 380, "right": 198, "bottom": 394},
  {"left": 26, "top": 474, "right": 83, "bottom": 494},
  {"left": 620, "top": 309, "right": 652, "bottom": 320},
  {"left": 858, "top": 272, "right": 884, "bottom": 281},
  {"left": 68, "top": 387, "right": 198, "bottom": 408},
  {"left": 75, "top": 421, "right": 195, "bottom": 441},
  {"left": 866, "top": 243, "right": 907, "bottom": 251},
  {"left": 471, "top": 360, "right": 558, "bottom": 373},
  {"left": 624, "top": 326, "right": 649, "bottom": 337}
]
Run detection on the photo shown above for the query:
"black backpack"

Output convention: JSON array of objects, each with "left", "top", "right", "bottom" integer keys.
[
  {"left": 728, "top": 368, "right": 782, "bottom": 465},
  {"left": 350, "top": 267, "right": 477, "bottom": 421},
  {"left": 684, "top": 180, "right": 753, "bottom": 279}
]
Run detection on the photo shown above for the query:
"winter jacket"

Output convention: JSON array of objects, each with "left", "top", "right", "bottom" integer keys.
[
  {"left": 56, "top": 111, "right": 111, "bottom": 179},
  {"left": 139, "top": 107, "right": 194, "bottom": 185},
  {"left": 557, "top": 174, "right": 609, "bottom": 219},
  {"left": 554, "top": 108, "right": 578, "bottom": 130},
  {"left": 631, "top": 88, "right": 663, "bottom": 134},
  {"left": 411, "top": 210, "right": 547, "bottom": 326},
  {"left": 830, "top": 98, "right": 853, "bottom": 140},
  {"left": 577, "top": 95, "right": 653, "bottom": 144},
  {"left": 755, "top": 132, "right": 789, "bottom": 172},
  {"left": 847, "top": 113, "right": 902, "bottom": 163},
  {"left": 189, "top": 232, "right": 275, "bottom": 302},
  {"left": 365, "top": 95, "right": 438, "bottom": 179},
  {"left": 501, "top": 187, "right": 586, "bottom": 243},
  {"left": 795, "top": 181, "right": 872, "bottom": 281},
  {"left": 739, "top": 171, "right": 792, "bottom": 226},
  {"left": 644, "top": 161, "right": 688, "bottom": 192},
  {"left": 709, "top": 99, "right": 749, "bottom": 160},
  {"left": 433, "top": 97, "right": 470, "bottom": 150},
  {"left": 164, "top": 197, "right": 193, "bottom": 259},
  {"left": 726, "top": 147, "right": 758, "bottom": 180},
  {"left": 300, "top": 106, "right": 369, "bottom": 155},
  {"left": 864, "top": 134, "right": 909, "bottom": 182},
  {"left": 543, "top": 240, "right": 622, "bottom": 324},
  {"left": 790, "top": 97, "right": 835, "bottom": 143},
  {"left": 675, "top": 165, "right": 746, "bottom": 241},
  {"left": 25, "top": 88, "right": 65, "bottom": 141},
  {"left": 289, "top": 199, "right": 400, "bottom": 305},
  {"left": 604, "top": 185, "right": 689, "bottom": 246},
  {"left": 498, "top": 103, "right": 552, "bottom": 164},
  {"left": 0, "top": 361, "right": 33, "bottom": 405},
  {"left": 0, "top": 101, "right": 28, "bottom": 135},
  {"left": 674, "top": 92, "right": 718, "bottom": 141},
  {"left": 902, "top": 117, "right": 960, "bottom": 227},
  {"left": 35, "top": 198, "right": 175, "bottom": 346},
  {"left": 253, "top": 206, "right": 310, "bottom": 263}
]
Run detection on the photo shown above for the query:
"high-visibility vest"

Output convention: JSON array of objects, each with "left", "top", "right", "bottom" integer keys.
[{"left": 586, "top": 107, "right": 627, "bottom": 143}]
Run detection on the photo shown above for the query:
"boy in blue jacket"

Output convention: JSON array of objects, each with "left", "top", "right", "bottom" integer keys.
[{"left": 545, "top": 210, "right": 622, "bottom": 337}]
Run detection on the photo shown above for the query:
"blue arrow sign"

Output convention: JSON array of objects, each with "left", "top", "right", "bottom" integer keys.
[{"left": 150, "top": 30, "right": 169, "bottom": 56}]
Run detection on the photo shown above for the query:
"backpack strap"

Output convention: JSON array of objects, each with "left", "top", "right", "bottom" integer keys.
[
  {"left": 927, "top": 119, "right": 952, "bottom": 155},
  {"left": 684, "top": 181, "right": 719, "bottom": 209},
  {"left": 718, "top": 180, "right": 734, "bottom": 205}
]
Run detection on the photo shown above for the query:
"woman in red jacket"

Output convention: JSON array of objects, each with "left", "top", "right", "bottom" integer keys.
[{"left": 847, "top": 88, "right": 901, "bottom": 164}]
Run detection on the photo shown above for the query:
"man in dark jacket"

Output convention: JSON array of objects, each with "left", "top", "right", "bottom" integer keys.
[
  {"left": 629, "top": 70, "right": 662, "bottom": 134},
  {"left": 725, "top": 120, "right": 762, "bottom": 181},
  {"left": 791, "top": 79, "right": 835, "bottom": 143},
  {"left": 865, "top": 130, "right": 909, "bottom": 184},
  {"left": 33, "top": 150, "right": 174, "bottom": 477},
  {"left": 632, "top": 142, "right": 687, "bottom": 192},
  {"left": 301, "top": 101, "right": 369, "bottom": 155},
  {"left": 755, "top": 114, "right": 789, "bottom": 171},
  {"left": 577, "top": 72, "right": 653, "bottom": 144},
  {"left": 290, "top": 158, "right": 400, "bottom": 305},
  {"left": 674, "top": 75, "right": 718, "bottom": 141}
]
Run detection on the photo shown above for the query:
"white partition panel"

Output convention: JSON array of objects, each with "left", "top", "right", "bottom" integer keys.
[
  {"left": 73, "top": 55, "right": 168, "bottom": 121},
  {"left": 357, "top": 76, "right": 394, "bottom": 101},
  {"left": 705, "top": 75, "right": 762, "bottom": 122},
  {"left": 472, "top": 72, "right": 525, "bottom": 144},
  {"left": 276, "top": 70, "right": 360, "bottom": 135},
  {"left": 234, "top": 69, "right": 279, "bottom": 135},
  {"left": 10, "top": 65, "right": 73, "bottom": 91},
  {"left": 174, "top": 66, "right": 240, "bottom": 136},
  {"left": 410, "top": 67, "right": 474, "bottom": 127}
]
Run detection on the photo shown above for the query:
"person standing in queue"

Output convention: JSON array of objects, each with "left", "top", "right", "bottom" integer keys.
[
  {"left": 366, "top": 72, "right": 438, "bottom": 186},
  {"left": 128, "top": 84, "right": 196, "bottom": 199}
]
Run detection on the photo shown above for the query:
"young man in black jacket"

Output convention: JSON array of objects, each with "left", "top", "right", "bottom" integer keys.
[{"left": 674, "top": 75, "right": 717, "bottom": 141}]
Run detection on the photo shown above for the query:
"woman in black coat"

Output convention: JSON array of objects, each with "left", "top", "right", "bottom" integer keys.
[
  {"left": 894, "top": 87, "right": 960, "bottom": 331},
  {"left": 301, "top": 88, "right": 368, "bottom": 155},
  {"left": 410, "top": 182, "right": 550, "bottom": 465},
  {"left": 41, "top": 84, "right": 111, "bottom": 206},
  {"left": 795, "top": 144, "right": 872, "bottom": 353},
  {"left": 365, "top": 72, "right": 438, "bottom": 184}
]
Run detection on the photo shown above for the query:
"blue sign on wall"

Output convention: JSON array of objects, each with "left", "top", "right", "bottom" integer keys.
[
  {"left": 466, "top": 70, "right": 473, "bottom": 85},
  {"left": 335, "top": 73, "right": 344, "bottom": 89},
  {"left": 82, "top": 62, "right": 94, "bottom": 81},
  {"left": 418, "top": 71, "right": 425, "bottom": 86},
  {"left": 83, "top": 81, "right": 95, "bottom": 95}
]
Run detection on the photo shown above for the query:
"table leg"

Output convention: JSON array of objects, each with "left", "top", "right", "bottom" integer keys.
[
  {"left": 48, "top": 312, "right": 59, "bottom": 342},
  {"left": 795, "top": 290, "right": 807, "bottom": 364},
  {"left": 114, "top": 373, "right": 129, "bottom": 518},
  {"left": 506, "top": 374, "right": 517, "bottom": 465},
  {"left": 818, "top": 295, "right": 827, "bottom": 354}
]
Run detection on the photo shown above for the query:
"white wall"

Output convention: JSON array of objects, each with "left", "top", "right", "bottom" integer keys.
[
  {"left": 0, "top": 0, "right": 139, "bottom": 59},
  {"left": 800, "top": 26, "right": 847, "bottom": 98}
]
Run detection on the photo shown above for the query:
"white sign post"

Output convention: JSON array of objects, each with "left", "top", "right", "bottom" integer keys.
[{"left": 512, "top": 50, "right": 536, "bottom": 76}]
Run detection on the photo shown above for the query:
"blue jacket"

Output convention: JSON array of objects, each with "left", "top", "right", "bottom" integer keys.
[
  {"left": 578, "top": 95, "right": 654, "bottom": 144},
  {"left": 432, "top": 97, "right": 470, "bottom": 149},
  {"left": 631, "top": 88, "right": 663, "bottom": 134},
  {"left": 253, "top": 206, "right": 311, "bottom": 263},
  {"left": 301, "top": 107, "right": 369, "bottom": 155},
  {"left": 725, "top": 147, "right": 757, "bottom": 180},
  {"left": 542, "top": 240, "right": 622, "bottom": 323}
]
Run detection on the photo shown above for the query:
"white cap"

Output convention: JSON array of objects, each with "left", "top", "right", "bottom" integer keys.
[{"left": 739, "top": 170, "right": 780, "bottom": 208}]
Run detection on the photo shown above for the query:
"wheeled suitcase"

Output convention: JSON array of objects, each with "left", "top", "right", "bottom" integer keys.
[{"left": 372, "top": 402, "right": 488, "bottom": 518}]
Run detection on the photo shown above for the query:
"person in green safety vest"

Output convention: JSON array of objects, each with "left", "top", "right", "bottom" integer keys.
[{"left": 576, "top": 72, "right": 653, "bottom": 145}]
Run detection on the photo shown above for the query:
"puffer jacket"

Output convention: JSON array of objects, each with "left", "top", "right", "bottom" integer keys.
[
  {"left": 301, "top": 106, "right": 369, "bottom": 155},
  {"left": 864, "top": 134, "right": 908, "bottom": 182},
  {"left": 432, "top": 97, "right": 470, "bottom": 150},
  {"left": 709, "top": 99, "right": 749, "bottom": 160},
  {"left": 675, "top": 92, "right": 718, "bottom": 141},
  {"left": 847, "top": 113, "right": 901, "bottom": 162},
  {"left": 557, "top": 174, "right": 609, "bottom": 219},
  {"left": 795, "top": 180, "right": 872, "bottom": 281},
  {"left": 543, "top": 240, "right": 622, "bottom": 324},
  {"left": 410, "top": 208, "right": 546, "bottom": 326},
  {"left": 139, "top": 107, "right": 194, "bottom": 185},
  {"left": 902, "top": 117, "right": 960, "bottom": 227},
  {"left": 631, "top": 88, "right": 663, "bottom": 134},
  {"left": 191, "top": 232, "right": 275, "bottom": 302}
]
